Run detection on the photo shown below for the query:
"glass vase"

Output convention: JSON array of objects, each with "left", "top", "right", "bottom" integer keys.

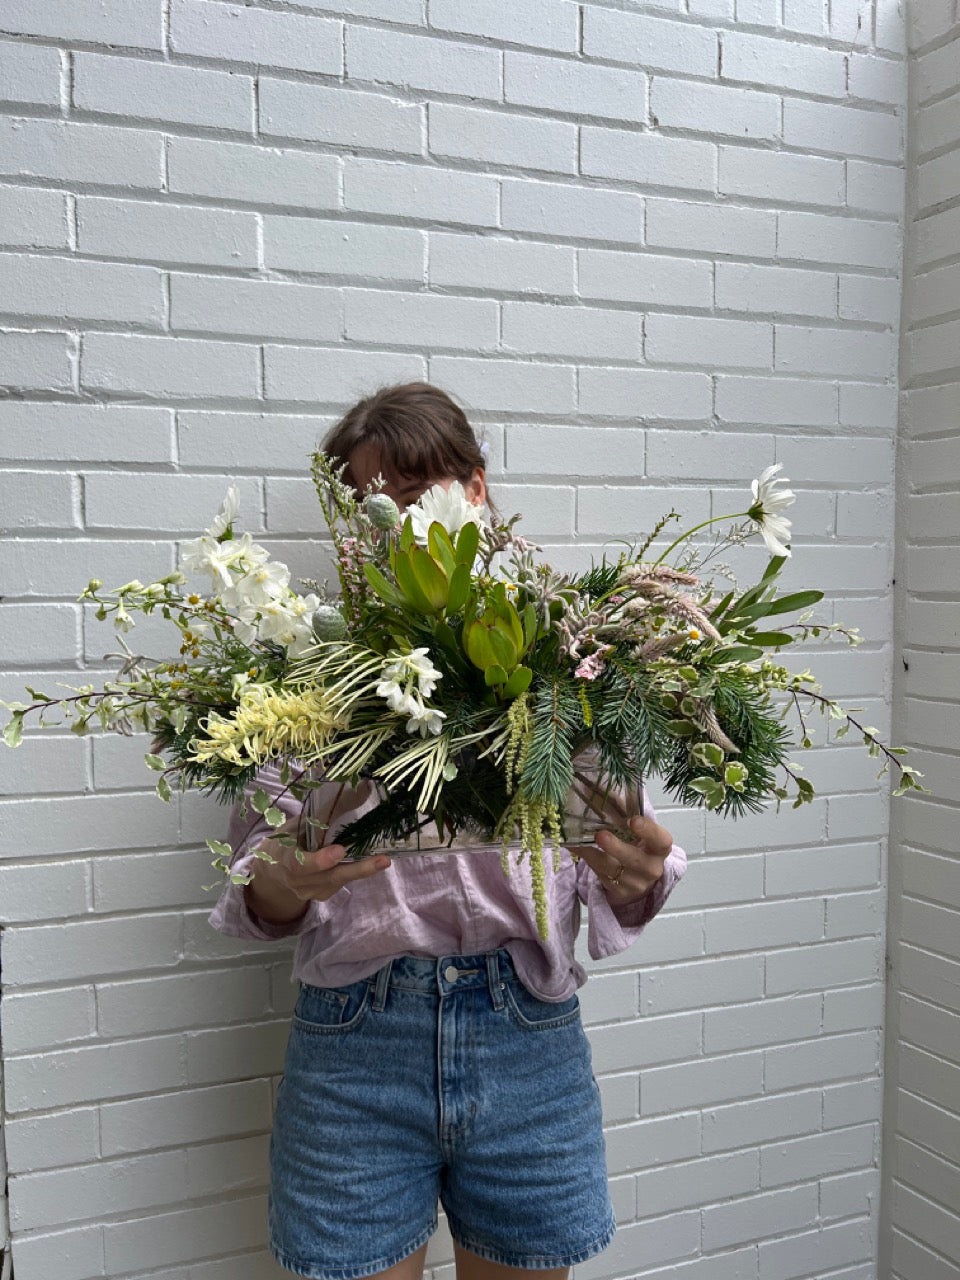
[{"left": 300, "top": 748, "right": 642, "bottom": 861}]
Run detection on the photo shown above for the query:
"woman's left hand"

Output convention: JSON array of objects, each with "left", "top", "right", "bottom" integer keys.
[{"left": 577, "top": 814, "right": 675, "bottom": 907}]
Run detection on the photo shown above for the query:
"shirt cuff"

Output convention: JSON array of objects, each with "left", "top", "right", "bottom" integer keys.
[
  {"left": 584, "top": 843, "right": 687, "bottom": 959},
  {"left": 207, "top": 851, "right": 329, "bottom": 942}
]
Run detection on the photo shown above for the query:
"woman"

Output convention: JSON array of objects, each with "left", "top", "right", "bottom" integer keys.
[{"left": 209, "top": 381, "right": 687, "bottom": 1280}]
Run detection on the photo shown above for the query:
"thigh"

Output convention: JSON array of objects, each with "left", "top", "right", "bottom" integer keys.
[
  {"left": 440, "top": 979, "right": 616, "bottom": 1271},
  {"left": 270, "top": 978, "right": 442, "bottom": 1278}
]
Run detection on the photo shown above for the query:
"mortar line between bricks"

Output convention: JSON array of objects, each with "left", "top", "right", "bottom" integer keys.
[
  {"left": 4, "top": 239, "right": 905, "bottom": 282},
  {"left": 0, "top": 166, "right": 905, "bottom": 222},
  {"left": 194, "top": 0, "right": 897, "bottom": 60},
  {"left": 0, "top": 61, "right": 905, "bottom": 132},
  {"left": 0, "top": 389, "right": 897, "bottom": 418}
]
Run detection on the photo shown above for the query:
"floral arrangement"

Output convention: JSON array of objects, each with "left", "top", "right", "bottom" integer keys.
[{"left": 2, "top": 453, "right": 925, "bottom": 939}]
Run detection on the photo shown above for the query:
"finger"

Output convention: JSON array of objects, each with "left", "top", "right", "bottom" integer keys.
[{"left": 326, "top": 852, "right": 393, "bottom": 888}]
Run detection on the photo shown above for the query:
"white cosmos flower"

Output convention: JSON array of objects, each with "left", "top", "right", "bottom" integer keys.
[
  {"left": 405, "top": 480, "right": 488, "bottom": 546},
  {"left": 208, "top": 485, "right": 241, "bottom": 538},
  {"left": 748, "top": 464, "right": 795, "bottom": 558}
]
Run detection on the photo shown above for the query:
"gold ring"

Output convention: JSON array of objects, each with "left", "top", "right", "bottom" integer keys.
[{"left": 605, "top": 861, "right": 625, "bottom": 886}]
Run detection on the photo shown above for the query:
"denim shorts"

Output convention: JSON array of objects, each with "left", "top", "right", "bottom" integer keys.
[{"left": 268, "top": 948, "right": 617, "bottom": 1278}]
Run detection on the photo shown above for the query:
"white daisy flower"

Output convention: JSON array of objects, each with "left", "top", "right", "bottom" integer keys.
[
  {"left": 405, "top": 480, "right": 488, "bottom": 546},
  {"left": 748, "top": 464, "right": 795, "bottom": 558}
]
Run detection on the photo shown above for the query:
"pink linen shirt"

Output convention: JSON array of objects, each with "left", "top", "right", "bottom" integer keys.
[{"left": 208, "top": 760, "right": 687, "bottom": 1001}]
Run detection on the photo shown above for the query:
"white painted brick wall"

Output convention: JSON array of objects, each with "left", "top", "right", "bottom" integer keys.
[
  {"left": 878, "top": 6, "right": 960, "bottom": 1280},
  {"left": 0, "top": 3, "right": 910, "bottom": 1278}
]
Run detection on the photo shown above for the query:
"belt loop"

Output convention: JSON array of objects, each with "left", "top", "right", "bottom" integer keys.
[
  {"left": 486, "top": 952, "right": 505, "bottom": 1010},
  {"left": 371, "top": 958, "right": 393, "bottom": 1012}
]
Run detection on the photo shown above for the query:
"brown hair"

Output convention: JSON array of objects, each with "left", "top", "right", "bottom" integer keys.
[{"left": 321, "top": 381, "right": 496, "bottom": 515}]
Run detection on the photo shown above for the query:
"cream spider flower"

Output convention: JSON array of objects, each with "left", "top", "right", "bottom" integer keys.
[{"left": 747, "top": 464, "right": 795, "bottom": 558}]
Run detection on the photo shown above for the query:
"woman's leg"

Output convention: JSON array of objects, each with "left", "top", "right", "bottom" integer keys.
[{"left": 453, "top": 1241, "right": 569, "bottom": 1280}]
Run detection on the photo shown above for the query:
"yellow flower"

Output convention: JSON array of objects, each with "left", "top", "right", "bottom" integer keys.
[
  {"left": 688, "top": 628, "right": 700, "bottom": 640},
  {"left": 189, "top": 683, "right": 350, "bottom": 768}
]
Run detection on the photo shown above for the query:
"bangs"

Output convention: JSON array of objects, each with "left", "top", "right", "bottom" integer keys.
[{"left": 374, "top": 420, "right": 468, "bottom": 484}]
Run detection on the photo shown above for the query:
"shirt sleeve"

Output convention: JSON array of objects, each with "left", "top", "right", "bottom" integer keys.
[
  {"left": 206, "top": 758, "right": 331, "bottom": 943},
  {"left": 574, "top": 779, "right": 687, "bottom": 961}
]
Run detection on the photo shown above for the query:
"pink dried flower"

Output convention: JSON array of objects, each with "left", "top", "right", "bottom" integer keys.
[{"left": 574, "top": 645, "right": 611, "bottom": 681}]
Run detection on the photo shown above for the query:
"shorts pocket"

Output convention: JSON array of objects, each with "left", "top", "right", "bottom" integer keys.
[
  {"left": 293, "top": 978, "right": 372, "bottom": 1034},
  {"left": 503, "top": 979, "right": 580, "bottom": 1030}
]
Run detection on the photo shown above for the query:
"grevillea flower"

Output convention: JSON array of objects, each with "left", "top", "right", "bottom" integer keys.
[{"left": 189, "top": 684, "right": 349, "bottom": 767}]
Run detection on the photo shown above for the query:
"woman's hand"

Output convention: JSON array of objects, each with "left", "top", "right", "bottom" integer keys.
[
  {"left": 576, "top": 813, "right": 674, "bottom": 908},
  {"left": 244, "top": 814, "right": 393, "bottom": 925}
]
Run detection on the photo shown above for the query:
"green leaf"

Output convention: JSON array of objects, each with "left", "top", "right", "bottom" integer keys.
[
  {"left": 455, "top": 521, "right": 480, "bottom": 567},
  {"left": 264, "top": 806, "right": 285, "bottom": 827},
  {"left": 409, "top": 547, "right": 449, "bottom": 611},
  {"left": 144, "top": 752, "right": 166, "bottom": 771},
  {"left": 363, "top": 562, "right": 406, "bottom": 609},
  {"left": 25, "top": 686, "right": 52, "bottom": 701},
  {"left": 487, "top": 621, "right": 518, "bottom": 671},
  {"left": 251, "top": 787, "right": 271, "bottom": 813},
  {"left": 689, "top": 776, "right": 726, "bottom": 807},
  {"left": 691, "top": 741, "right": 724, "bottom": 768},
  {"left": 2, "top": 713, "right": 24, "bottom": 748},
  {"left": 760, "top": 554, "right": 787, "bottom": 582},
  {"left": 156, "top": 775, "right": 172, "bottom": 802},
  {"left": 207, "top": 837, "right": 235, "bottom": 858},
  {"left": 502, "top": 665, "right": 533, "bottom": 698},
  {"left": 670, "top": 719, "right": 698, "bottom": 738},
  {"left": 762, "top": 590, "right": 824, "bottom": 617},
  {"left": 394, "top": 551, "right": 436, "bottom": 614},
  {"left": 522, "top": 602, "right": 538, "bottom": 649},
  {"left": 746, "top": 631, "right": 795, "bottom": 647},
  {"left": 464, "top": 619, "right": 496, "bottom": 671},
  {"left": 714, "top": 645, "right": 764, "bottom": 664},
  {"left": 445, "top": 562, "right": 470, "bottom": 615},
  {"left": 484, "top": 664, "right": 508, "bottom": 686},
  {"left": 427, "top": 521, "right": 456, "bottom": 577},
  {"left": 724, "top": 761, "right": 748, "bottom": 790},
  {"left": 708, "top": 588, "right": 735, "bottom": 620},
  {"left": 229, "top": 871, "right": 254, "bottom": 885},
  {"left": 400, "top": 514, "right": 415, "bottom": 553}
]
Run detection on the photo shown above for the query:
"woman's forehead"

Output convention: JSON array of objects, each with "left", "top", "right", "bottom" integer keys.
[{"left": 349, "top": 442, "right": 402, "bottom": 487}]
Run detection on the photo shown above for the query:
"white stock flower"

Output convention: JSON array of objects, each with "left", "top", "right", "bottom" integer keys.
[
  {"left": 404, "top": 696, "right": 447, "bottom": 737},
  {"left": 182, "top": 531, "right": 268, "bottom": 589},
  {"left": 208, "top": 485, "right": 241, "bottom": 538},
  {"left": 219, "top": 559, "right": 291, "bottom": 613},
  {"left": 748, "top": 464, "right": 795, "bottom": 558},
  {"left": 377, "top": 646, "right": 444, "bottom": 729},
  {"left": 405, "top": 480, "right": 488, "bottom": 546}
]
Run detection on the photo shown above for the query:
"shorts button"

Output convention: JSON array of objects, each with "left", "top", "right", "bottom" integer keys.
[{"left": 443, "top": 965, "right": 460, "bottom": 982}]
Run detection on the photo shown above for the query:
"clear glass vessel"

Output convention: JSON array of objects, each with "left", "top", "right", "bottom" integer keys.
[{"left": 299, "top": 748, "right": 642, "bottom": 861}]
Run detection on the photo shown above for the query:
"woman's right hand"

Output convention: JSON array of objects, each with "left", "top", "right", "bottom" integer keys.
[{"left": 243, "top": 814, "right": 393, "bottom": 925}]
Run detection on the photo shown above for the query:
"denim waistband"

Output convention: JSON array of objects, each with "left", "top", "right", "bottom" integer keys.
[{"left": 365, "top": 948, "right": 518, "bottom": 1010}]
